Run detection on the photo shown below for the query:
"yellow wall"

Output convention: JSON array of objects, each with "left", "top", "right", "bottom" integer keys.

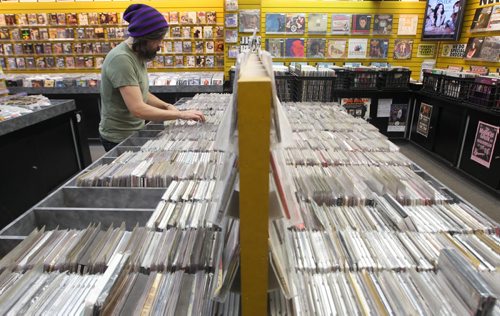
[
  {"left": 260, "top": 1, "right": 428, "bottom": 79},
  {"left": 436, "top": 2, "right": 500, "bottom": 73},
  {"left": 1, "top": 0, "right": 498, "bottom": 79}
]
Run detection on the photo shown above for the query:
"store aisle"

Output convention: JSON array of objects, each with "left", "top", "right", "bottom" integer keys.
[{"left": 396, "top": 141, "right": 500, "bottom": 223}]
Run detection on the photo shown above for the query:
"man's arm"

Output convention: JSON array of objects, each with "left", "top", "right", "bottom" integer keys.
[
  {"left": 147, "top": 92, "right": 179, "bottom": 111},
  {"left": 119, "top": 86, "right": 204, "bottom": 122}
]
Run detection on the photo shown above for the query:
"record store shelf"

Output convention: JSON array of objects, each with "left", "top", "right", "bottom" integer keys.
[{"left": 0, "top": 122, "right": 172, "bottom": 257}]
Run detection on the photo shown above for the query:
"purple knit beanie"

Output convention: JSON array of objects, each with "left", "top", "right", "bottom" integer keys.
[{"left": 124, "top": 4, "right": 169, "bottom": 37}]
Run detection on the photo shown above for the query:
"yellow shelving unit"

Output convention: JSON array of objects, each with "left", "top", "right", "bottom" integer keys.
[{"left": 237, "top": 53, "right": 271, "bottom": 316}]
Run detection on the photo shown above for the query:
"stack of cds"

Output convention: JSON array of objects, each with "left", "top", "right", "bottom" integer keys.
[
  {"left": 270, "top": 269, "right": 493, "bottom": 315},
  {"left": 0, "top": 225, "right": 221, "bottom": 274},
  {"left": 293, "top": 66, "right": 336, "bottom": 102},
  {"left": 269, "top": 101, "right": 499, "bottom": 314},
  {"left": 76, "top": 150, "right": 233, "bottom": 187}
]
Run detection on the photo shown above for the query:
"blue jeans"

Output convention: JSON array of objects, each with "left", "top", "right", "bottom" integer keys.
[{"left": 99, "top": 134, "right": 119, "bottom": 152}]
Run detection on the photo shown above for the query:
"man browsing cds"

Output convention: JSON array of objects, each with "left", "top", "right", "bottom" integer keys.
[{"left": 99, "top": 4, "right": 205, "bottom": 151}]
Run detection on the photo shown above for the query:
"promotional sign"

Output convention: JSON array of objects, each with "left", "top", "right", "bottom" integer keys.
[
  {"left": 422, "top": 0, "right": 466, "bottom": 40},
  {"left": 416, "top": 103, "right": 433, "bottom": 137},
  {"left": 387, "top": 103, "right": 408, "bottom": 132},
  {"left": 471, "top": 121, "right": 499, "bottom": 168},
  {"left": 417, "top": 44, "right": 436, "bottom": 57}
]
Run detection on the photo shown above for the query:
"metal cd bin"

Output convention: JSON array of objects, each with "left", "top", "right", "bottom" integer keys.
[{"left": 0, "top": 122, "right": 169, "bottom": 257}]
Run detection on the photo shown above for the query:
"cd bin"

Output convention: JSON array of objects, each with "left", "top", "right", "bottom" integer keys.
[{"left": 0, "top": 123, "right": 169, "bottom": 257}]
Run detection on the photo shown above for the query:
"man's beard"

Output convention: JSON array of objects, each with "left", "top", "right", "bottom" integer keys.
[{"left": 138, "top": 48, "right": 158, "bottom": 61}]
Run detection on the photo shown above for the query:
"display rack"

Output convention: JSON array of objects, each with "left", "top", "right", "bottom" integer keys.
[
  {"left": 0, "top": 0, "right": 225, "bottom": 74},
  {"left": 237, "top": 53, "right": 271, "bottom": 315}
]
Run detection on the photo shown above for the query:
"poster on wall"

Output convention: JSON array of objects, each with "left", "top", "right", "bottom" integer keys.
[
  {"left": 369, "top": 38, "right": 389, "bottom": 59},
  {"left": 306, "top": 38, "right": 325, "bottom": 58},
  {"left": 470, "top": 7, "right": 493, "bottom": 32},
  {"left": 225, "top": 0, "right": 238, "bottom": 11},
  {"left": 398, "top": 15, "right": 418, "bottom": 35},
  {"left": 266, "top": 38, "right": 285, "bottom": 57},
  {"left": 441, "top": 43, "right": 466, "bottom": 57},
  {"left": 239, "top": 10, "right": 260, "bottom": 33},
  {"left": 478, "top": 36, "right": 500, "bottom": 62},
  {"left": 393, "top": 39, "right": 413, "bottom": 59},
  {"left": 308, "top": 13, "right": 328, "bottom": 34},
  {"left": 417, "top": 44, "right": 436, "bottom": 57},
  {"left": 422, "top": 0, "right": 466, "bottom": 40},
  {"left": 326, "top": 39, "right": 347, "bottom": 58},
  {"left": 285, "top": 38, "right": 304, "bottom": 57},
  {"left": 331, "top": 14, "right": 351, "bottom": 34},
  {"left": 417, "top": 102, "right": 433, "bottom": 137},
  {"left": 487, "top": 5, "right": 500, "bottom": 30},
  {"left": 471, "top": 121, "right": 499, "bottom": 169},
  {"left": 266, "top": 13, "right": 286, "bottom": 34},
  {"left": 387, "top": 103, "right": 408, "bottom": 132},
  {"left": 348, "top": 38, "right": 368, "bottom": 58},
  {"left": 373, "top": 14, "right": 393, "bottom": 35},
  {"left": 351, "top": 14, "right": 371, "bottom": 34},
  {"left": 286, "top": 13, "right": 305, "bottom": 34},
  {"left": 341, "top": 98, "right": 371, "bottom": 119},
  {"left": 464, "top": 37, "right": 484, "bottom": 59}
]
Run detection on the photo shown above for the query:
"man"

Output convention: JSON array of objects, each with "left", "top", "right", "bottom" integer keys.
[{"left": 99, "top": 4, "right": 205, "bottom": 151}]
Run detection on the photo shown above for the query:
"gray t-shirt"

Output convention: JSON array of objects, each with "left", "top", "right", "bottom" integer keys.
[{"left": 99, "top": 41, "right": 149, "bottom": 143}]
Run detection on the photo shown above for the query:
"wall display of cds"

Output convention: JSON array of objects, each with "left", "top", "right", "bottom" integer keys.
[
  {"left": 308, "top": 13, "right": 327, "bottom": 34},
  {"left": 0, "top": 11, "right": 222, "bottom": 71},
  {"left": 351, "top": 14, "right": 371, "bottom": 35},
  {"left": 326, "top": 39, "right": 347, "bottom": 58},
  {"left": 225, "top": 0, "right": 238, "bottom": 12},
  {"left": 465, "top": 36, "right": 500, "bottom": 62},
  {"left": 306, "top": 38, "right": 325, "bottom": 58},
  {"left": 393, "top": 39, "right": 413, "bottom": 60},
  {"left": 471, "top": 7, "right": 494, "bottom": 32},
  {"left": 224, "top": 13, "right": 238, "bottom": 28},
  {"left": 398, "top": 14, "right": 418, "bottom": 35},
  {"left": 228, "top": 45, "right": 239, "bottom": 58},
  {"left": 373, "top": 14, "right": 393, "bottom": 35},
  {"left": 266, "top": 38, "right": 285, "bottom": 58},
  {"left": 285, "top": 13, "right": 305, "bottom": 34},
  {"left": 285, "top": 38, "right": 304, "bottom": 57},
  {"left": 347, "top": 38, "right": 368, "bottom": 59},
  {"left": 225, "top": 29, "right": 238, "bottom": 43},
  {"left": 331, "top": 14, "right": 351, "bottom": 35},
  {"left": 265, "top": 13, "right": 286, "bottom": 34},
  {"left": 239, "top": 10, "right": 260, "bottom": 33},
  {"left": 368, "top": 38, "right": 389, "bottom": 59}
]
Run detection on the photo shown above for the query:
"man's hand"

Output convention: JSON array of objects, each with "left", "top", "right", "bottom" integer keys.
[{"left": 179, "top": 110, "right": 206, "bottom": 122}]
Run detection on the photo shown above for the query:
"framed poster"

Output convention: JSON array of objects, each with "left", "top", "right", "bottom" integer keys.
[
  {"left": 471, "top": 121, "right": 499, "bottom": 169},
  {"left": 239, "top": 10, "right": 260, "bottom": 33},
  {"left": 387, "top": 103, "right": 408, "bottom": 132},
  {"left": 417, "top": 103, "right": 433, "bottom": 137},
  {"left": 348, "top": 38, "right": 368, "bottom": 59},
  {"left": 266, "top": 13, "right": 286, "bottom": 34},
  {"left": 393, "top": 39, "right": 413, "bottom": 59},
  {"left": 422, "top": 0, "right": 466, "bottom": 40},
  {"left": 398, "top": 15, "right": 418, "bottom": 35}
]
